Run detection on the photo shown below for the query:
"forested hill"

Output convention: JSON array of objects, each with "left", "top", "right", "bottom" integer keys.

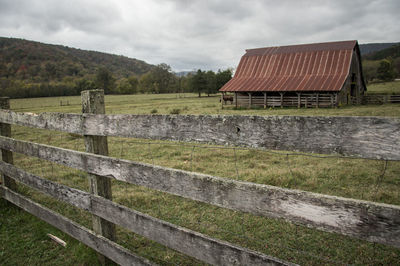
[
  {"left": 0, "top": 37, "right": 233, "bottom": 99},
  {"left": 361, "top": 43, "right": 400, "bottom": 82},
  {"left": 359, "top": 42, "right": 399, "bottom": 55},
  {"left": 0, "top": 37, "right": 154, "bottom": 81},
  {"left": 363, "top": 43, "right": 400, "bottom": 60}
]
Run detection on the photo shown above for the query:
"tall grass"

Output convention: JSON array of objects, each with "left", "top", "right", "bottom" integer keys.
[{"left": 1, "top": 90, "right": 400, "bottom": 265}]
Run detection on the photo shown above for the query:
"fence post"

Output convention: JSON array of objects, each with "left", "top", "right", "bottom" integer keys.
[
  {"left": 235, "top": 93, "right": 238, "bottom": 108},
  {"left": 81, "top": 90, "right": 116, "bottom": 265},
  {"left": 0, "top": 97, "right": 17, "bottom": 191},
  {"left": 263, "top": 92, "right": 267, "bottom": 109},
  {"left": 248, "top": 92, "right": 252, "bottom": 108}
]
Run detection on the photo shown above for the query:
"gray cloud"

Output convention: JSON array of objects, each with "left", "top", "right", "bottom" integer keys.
[{"left": 0, "top": 0, "right": 399, "bottom": 71}]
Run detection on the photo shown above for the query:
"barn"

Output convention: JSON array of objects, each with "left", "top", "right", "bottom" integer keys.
[{"left": 220, "top": 40, "right": 366, "bottom": 108}]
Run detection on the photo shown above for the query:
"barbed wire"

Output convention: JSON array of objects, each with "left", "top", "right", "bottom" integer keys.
[
  {"left": 110, "top": 139, "right": 389, "bottom": 162},
  {"left": 374, "top": 160, "right": 388, "bottom": 201},
  {"left": 8, "top": 129, "right": 394, "bottom": 265}
]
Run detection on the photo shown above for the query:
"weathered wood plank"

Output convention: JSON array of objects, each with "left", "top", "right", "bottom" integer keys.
[
  {"left": 0, "top": 110, "right": 82, "bottom": 134},
  {"left": 84, "top": 114, "right": 399, "bottom": 160},
  {"left": 81, "top": 89, "right": 115, "bottom": 265},
  {"left": 0, "top": 187, "right": 154, "bottom": 266},
  {"left": 1, "top": 136, "right": 399, "bottom": 248},
  {"left": 0, "top": 98, "right": 16, "bottom": 190},
  {"left": 1, "top": 110, "right": 399, "bottom": 160},
  {"left": 0, "top": 162, "right": 292, "bottom": 266}
]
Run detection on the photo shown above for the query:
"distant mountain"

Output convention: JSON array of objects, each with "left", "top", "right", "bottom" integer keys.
[
  {"left": 174, "top": 71, "right": 196, "bottom": 77},
  {"left": 0, "top": 37, "right": 155, "bottom": 81},
  {"left": 359, "top": 42, "right": 399, "bottom": 56},
  {"left": 363, "top": 44, "right": 400, "bottom": 60}
]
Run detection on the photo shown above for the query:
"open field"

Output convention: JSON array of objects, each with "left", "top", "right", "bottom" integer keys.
[
  {"left": 2, "top": 90, "right": 400, "bottom": 265},
  {"left": 366, "top": 80, "right": 400, "bottom": 95},
  {"left": 10, "top": 82, "right": 400, "bottom": 117}
]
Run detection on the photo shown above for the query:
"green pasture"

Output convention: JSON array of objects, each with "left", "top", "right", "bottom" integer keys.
[{"left": 2, "top": 83, "right": 400, "bottom": 265}]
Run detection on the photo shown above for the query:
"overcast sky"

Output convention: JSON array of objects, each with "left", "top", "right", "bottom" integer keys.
[{"left": 0, "top": 0, "right": 399, "bottom": 71}]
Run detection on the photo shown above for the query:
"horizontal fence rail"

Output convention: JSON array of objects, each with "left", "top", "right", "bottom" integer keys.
[
  {"left": 0, "top": 110, "right": 399, "bottom": 160},
  {"left": 0, "top": 161, "right": 290, "bottom": 266},
  {"left": 0, "top": 187, "right": 154, "bottom": 266},
  {"left": 1, "top": 136, "right": 399, "bottom": 248},
  {"left": 362, "top": 94, "right": 400, "bottom": 104}
]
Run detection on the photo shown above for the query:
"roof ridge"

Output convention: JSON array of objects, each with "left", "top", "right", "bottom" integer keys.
[
  {"left": 246, "top": 40, "right": 357, "bottom": 52},
  {"left": 244, "top": 40, "right": 357, "bottom": 56}
]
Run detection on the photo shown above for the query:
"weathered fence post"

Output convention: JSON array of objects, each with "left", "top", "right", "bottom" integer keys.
[
  {"left": 0, "top": 97, "right": 16, "bottom": 191},
  {"left": 235, "top": 92, "right": 238, "bottom": 108},
  {"left": 248, "top": 92, "right": 252, "bottom": 108},
  {"left": 81, "top": 90, "right": 116, "bottom": 265},
  {"left": 263, "top": 92, "right": 267, "bottom": 109}
]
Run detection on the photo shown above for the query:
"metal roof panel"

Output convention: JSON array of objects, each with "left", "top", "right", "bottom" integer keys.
[{"left": 220, "top": 40, "right": 357, "bottom": 92}]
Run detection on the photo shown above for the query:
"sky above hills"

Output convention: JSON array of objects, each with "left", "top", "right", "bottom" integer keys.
[{"left": 0, "top": 0, "right": 399, "bottom": 72}]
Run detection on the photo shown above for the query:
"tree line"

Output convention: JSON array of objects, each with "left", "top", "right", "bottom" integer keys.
[
  {"left": 362, "top": 44, "right": 400, "bottom": 83},
  {"left": 363, "top": 57, "right": 399, "bottom": 83},
  {"left": 0, "top": 62, "right": 232, "bottom": 98}
]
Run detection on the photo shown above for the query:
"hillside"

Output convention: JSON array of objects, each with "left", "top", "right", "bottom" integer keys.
[
  {"left": 359, "top": 42, "right": 399, "bottom": 55},
  {"left": 0, "top": 37, "right": 154, "bottom": 82},
  {"left": 363, "top": 43, "right": 400, "bottom": 60},
  {"left": 361, "top": 43, "right": 400, "bottom": 82}
]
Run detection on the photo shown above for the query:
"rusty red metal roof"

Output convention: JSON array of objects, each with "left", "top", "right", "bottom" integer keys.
[{"left": 220, "top": 40, "right": 358, "bottom": 92}]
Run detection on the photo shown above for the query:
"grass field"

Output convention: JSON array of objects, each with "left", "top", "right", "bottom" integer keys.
[
  {"left": 366, "top": 80, "right": 400, "bottom": 95},
  {"left": 1, "top": 85, "right": 400, "bottom": 265}
]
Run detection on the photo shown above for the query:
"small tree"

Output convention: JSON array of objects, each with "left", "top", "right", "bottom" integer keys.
[
  {"left": 205, "top": 71, "right": 216, "bottom": 96},
  {"left": 377, "top": 58, "right": 396, "bottom": 82},
  {"left": 95, "top": 67, "right": 115, "bottom": 94},
  {"left": 216, "top": 69, "right": 233, "bottom": 90},
  {"left": 191, "top": 69, "right": 207, "bottom": 97}
]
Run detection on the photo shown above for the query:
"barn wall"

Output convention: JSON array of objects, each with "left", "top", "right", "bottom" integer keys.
[
  {"left": 338, "top": 49, "right": 366, "bottom": 106},
  {"left": 233, "top": 92, "right": 338, "bottom": 108}
]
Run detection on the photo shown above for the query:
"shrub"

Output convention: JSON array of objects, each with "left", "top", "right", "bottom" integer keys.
[
  {"left": 150, "top": 108, "right": 158, "bottom": 114},
  {"left": 169, "top": 108, "right": 181, "bottom": 114}
]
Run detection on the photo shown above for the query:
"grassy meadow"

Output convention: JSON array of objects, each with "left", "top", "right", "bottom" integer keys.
[{"left": 2, "top": 81, "right": 400, "bottom": 265}]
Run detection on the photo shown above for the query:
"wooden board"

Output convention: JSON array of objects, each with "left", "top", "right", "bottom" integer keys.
[
  {"left": 0, "top": 186, "right": 154, "bottom": 266},
  {"left": 0, "top": 137, "right": 399, "bottom": 248},
  {"left": 1, "top": 110, "right": 399, "bottom": 160},
  {"left": 0, "top": 161, "right": 292, "bottom": 266}
]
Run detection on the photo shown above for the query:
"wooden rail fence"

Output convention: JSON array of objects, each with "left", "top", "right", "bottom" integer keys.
[
  {"left": 362, "top": 94, "right": 400, "bottom": 104},
  {"left": 1, "top": 90, "right": 400, "bottom": 265}
]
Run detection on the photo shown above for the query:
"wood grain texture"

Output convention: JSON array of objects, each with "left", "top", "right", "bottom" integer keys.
[
  {"left": 0, "top": 109, "right": 82, "bottom": 134},
  {"left": 0, "top": 98, "right": 16, "bottom": 190},
  {"left": 81, "top": 90, "right": 115, "bottom": 250},
  {"left": 0, "top": 136, "right": 399, "bottom": 248},
  {"left": 81, "top": 89, "right": 115, "bottom": 265},
  {"left": 84, "top": 114, "right": 399, "bottom": 160},
  {"left": 0, "top": 110, "right": 399, "bottom": 160},
  {"left": 0, "top": 187, "right": 154, "bottom": 266},
  {"left": 0, "top": 161, "right": 292, "bottom": 266}
]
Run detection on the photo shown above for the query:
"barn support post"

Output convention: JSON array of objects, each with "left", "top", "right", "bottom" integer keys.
[
  {"left": 280, "top": 93, "right": 284, "bottom": 108},
  {"left": 248, "top": 92, "right": 252, "bottom": 108},
  {"left": 330, "top": 94, "right": 334, "bottom": 107},
  {"left": 263, "top": 93, "right": 267, "bottom": 109},
  {"left": 0, "top": 97, "right": 16, "bottom": 191},
  {"left": 297, "top": 93, "right": 301, "bottom": 108},
  {"left": 305, "top": 95, "right": 308, "bottom": 108},
  {"left": 235, "top": 93, "right": 238, "bottom": 108},
  {"left": 81, "top": 90, "right": 116, "bottom": 265},
  {"left": 316, "top": 93, "right": 319, "bottom": 108},
  {"left": 335, "top": 93, "right": 338, "bottom": 107}
]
